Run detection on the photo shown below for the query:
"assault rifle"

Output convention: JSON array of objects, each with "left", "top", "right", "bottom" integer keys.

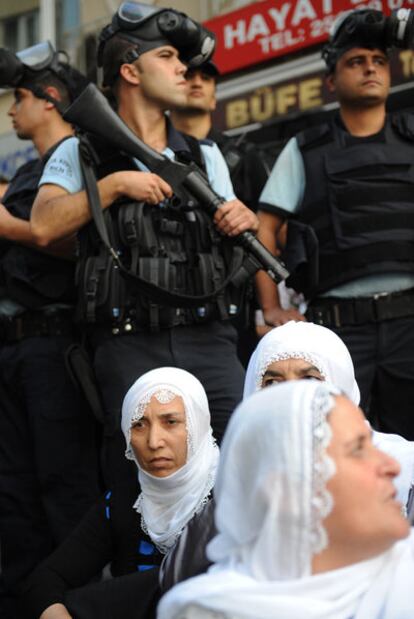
[{"left": 64, "top": 83, "right": 289, "bottom": 285}]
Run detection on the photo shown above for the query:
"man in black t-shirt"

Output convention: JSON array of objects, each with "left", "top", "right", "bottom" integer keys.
[{"left": 256, "top": 9, "right": 414, "bottom": 440}]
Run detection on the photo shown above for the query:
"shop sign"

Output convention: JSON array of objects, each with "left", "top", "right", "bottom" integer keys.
[
  {"left": 205, "top": 0, "right": 414, "bottom": 74},
  {"left": 214, "top": 49, "right": 414, "bottom": 130}
]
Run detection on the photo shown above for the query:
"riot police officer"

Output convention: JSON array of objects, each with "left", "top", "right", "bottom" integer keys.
[
  {"left": 256, "top": 8, "right": 414, "bottom": 440},
  {"left": 170, "top": 60, "right": 270, "bottom": 212},
  {"left": 31, "top": 4, "right": 258, "bottom": 487},
  {"left": 170, "top": 61, "right": 270, "bottom": 365},
  {"left": 0, "top": 42, "right": 100, "bottom": 618}
]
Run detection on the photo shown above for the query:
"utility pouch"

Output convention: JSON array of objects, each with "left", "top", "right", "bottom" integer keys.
[
  {"left": 79, "top": 252, "right": 127, "bottom": 324},
  {"left": 194, "top": 253, "right": 224, "bottom": 294},
  {"left": 132, "top": 257, "right": 179, "bottom": 330},
  {"left": 119, "top": 202, "right": 159, "bottom": 257},
  {"left": 138, "top": 256, "right": 175, "bottom": 289},
  {"left": 78, "top": 135, "right": 260, "bottom": 314}
]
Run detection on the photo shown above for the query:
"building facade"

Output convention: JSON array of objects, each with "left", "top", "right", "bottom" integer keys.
[{"left": 1, "top": 0, "right": 414, "bottom": 178}]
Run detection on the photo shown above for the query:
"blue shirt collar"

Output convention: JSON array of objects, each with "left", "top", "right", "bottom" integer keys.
[{"left": 166, "top": 117, "right": 190, "bottom": 152}]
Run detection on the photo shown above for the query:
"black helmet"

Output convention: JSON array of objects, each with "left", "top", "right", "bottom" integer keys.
[
  {"left": 322, "top": 9, "right": 389, "bottom": 73},
  {"left": 0, "top": 41, "right": 89, "bottom": 110},
  {"left": 98, "top": 2, "right": 216, "bottom": 86}
]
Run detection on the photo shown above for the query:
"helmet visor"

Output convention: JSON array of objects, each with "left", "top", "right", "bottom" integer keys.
[
  {"left": 16, "top": 41, "right": 55, "bottom": 71},
  {"left": 117, "top": 2, "right": 161, "bottom": 30}
]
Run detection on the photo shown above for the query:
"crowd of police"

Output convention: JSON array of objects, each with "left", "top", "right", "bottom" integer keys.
[{"left": 1, "top": 2, "right": 414, "bottom": 618}]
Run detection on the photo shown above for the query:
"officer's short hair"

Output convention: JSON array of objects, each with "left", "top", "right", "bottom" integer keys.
[
  {"left": 28, "top": 72, "right": 71, "bottom": 108},
  {"left": 101, "top": 34, "right": 139, "bottom": 92},
  {"left": 21, "top": 62, "right": 88, "bottom": 110}
]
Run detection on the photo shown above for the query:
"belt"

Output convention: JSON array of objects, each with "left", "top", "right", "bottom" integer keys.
[
  {"left": 0, "top": 310, "right": 74, "bottom": 343},
  {"left": 89, "top": 303, "right": 232, "bottom": 338},
  {"left": 306, "top": 288, "right": 414, "bottom": 328}
]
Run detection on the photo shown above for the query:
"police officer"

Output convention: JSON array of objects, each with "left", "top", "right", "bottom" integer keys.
[
  {"left": 170, "top": 60, "right": 269, "bottom": 211},
  {"left": 256, "top": 8, "right": 414, "bottom": 440},
  {"left": 31, "top": 4, "right": 258, "bottom": 486},
  {"left": 0, "top": 43, "right": 100, "bottom": 617},
  {"left": 170, "top": 61, "right": 270, "bottom": 366}
]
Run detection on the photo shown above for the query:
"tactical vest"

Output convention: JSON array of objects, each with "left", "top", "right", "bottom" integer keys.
[
  {"left": 207, "top": 128, "right": 270, "bottom": 211},
  {"left": 0, "top": 142, "right": 76, "bottom": 309},
  {"left": 295, "top": 114, "right": 414, "bottom": 297},
  {"left": 76, "top": 133, "right": 246, "bottom": 330}
]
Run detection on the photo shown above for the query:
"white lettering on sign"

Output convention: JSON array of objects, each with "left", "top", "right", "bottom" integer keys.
[
  {"left": 291, "top": 0, "right": 317, "bottom": 25},
  {"left": 323, "top": 0, "right": 333, "bottom": 13},
  {"left": 268, "top": 4, "right": 291, "bottom": 30},
  {"left": 224, "top": 19, "right": 246, "bottom": 48},
  {"left": 247, "top": 13, "right": 271, "bottom": 41},
  {"left": 223, "top": 0, "right": 331, "bottom": 50},
  {"left": 259, "top": 30, "right": 305, "bottom": 53},
  {"left": 221, "top": 0, "right": 414, "bottom": 53}
]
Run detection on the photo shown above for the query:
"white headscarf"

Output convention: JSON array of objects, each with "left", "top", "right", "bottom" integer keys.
[
  {"left": 121, "top": 367, "right": 219, "bottom": 553},
  {"left": 157, "top": 381, "right": 414, "bottom": 619},
  {"left": 243, "top": 321, "right": 414, "bottom": 509},
  {"left": 243, "top": 320, "right": 360, "bottom": 403}
]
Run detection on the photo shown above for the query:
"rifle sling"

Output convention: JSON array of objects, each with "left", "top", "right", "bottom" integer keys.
[{"left": 78, "top": 138, "right": 248, "bottom": 309}]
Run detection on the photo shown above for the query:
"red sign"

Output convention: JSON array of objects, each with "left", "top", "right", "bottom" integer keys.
[{"left": 204, "top": 0, "right": 403, "bottom": 74}]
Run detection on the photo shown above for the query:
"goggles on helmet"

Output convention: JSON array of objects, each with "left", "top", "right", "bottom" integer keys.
[
  {"left": 0, "top": 41, "right": 58, "bottom": 89},
  {"left": 322, "top": 9, "right": 388, "bottom": 72},
  {"left": 322, "top": 8, "right": 414, "bottom": 72},
  {"left": 116, "top": 2, "right": 161, "bottom": 27},
  {"left": 98, "top": 2, "right": 216, "bottom": 86},
  {"left": 0, "top": 41, "right": 88, "bottom": 111}
]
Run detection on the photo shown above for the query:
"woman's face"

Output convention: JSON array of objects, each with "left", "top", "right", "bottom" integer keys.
[
  {"left": 323, "top": 396, "right": 409, "bottom": 562},
  {"left": 130, "top": 394, "right": 188, "bottom": 477},
  {"left": 261, "top": 358, "right": 324, "bottom": 387}
]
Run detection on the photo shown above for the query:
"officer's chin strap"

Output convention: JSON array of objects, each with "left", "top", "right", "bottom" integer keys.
[{"left": 30, "top": 85, "right": 66, "bottom": 116}]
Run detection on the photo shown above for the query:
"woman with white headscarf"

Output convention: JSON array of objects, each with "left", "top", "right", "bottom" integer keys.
[
  {"left": 159, "top": 322, "right": 414, "bottom": 593},
  {"left": 120, "top": 367, "right": 219, "bottom": 554},
  {"left": 158, "top": 381, "right": 414, "bottom": 619},
  {"left": 243, "top": 321, "right": 414, "bottom": 511},
  {"left": 25, "top": 367, "right": 218, "bottom": 619},
  {"left": 243, "top": 320, "right": 359, "bottom": 402}
]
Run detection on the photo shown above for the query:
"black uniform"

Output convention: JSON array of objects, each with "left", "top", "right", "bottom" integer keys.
[
  {"left": 24, "top": 482, "right": 161, "bottom": 619},
  {"left": 0, "top": 146, "right": 100, "bottom": 618},
  {"left": 207, "top": 128, "right": 269, "bottom": 213},
  {"left": 263, "top": 113, "right": 414, "bottom": 439},
  {"left": 207, "top": 127, "right": 270, "bottom": 366},
  {"left": 62, "top": 122, "right": 246, "bottom": 487}
]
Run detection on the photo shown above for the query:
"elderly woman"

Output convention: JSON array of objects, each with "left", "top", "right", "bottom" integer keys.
[
  {"left": 158, "top": 381, "right": 414, "bottom": 619},
  {"left": 243, "top": 321, "right": 414, "bottom": 510},
  {"left": 160, "top": 322, "right": 414, "bottom": 594},
  {"left": 24, "top": 367, "right": 218, "bottom": 619}
]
